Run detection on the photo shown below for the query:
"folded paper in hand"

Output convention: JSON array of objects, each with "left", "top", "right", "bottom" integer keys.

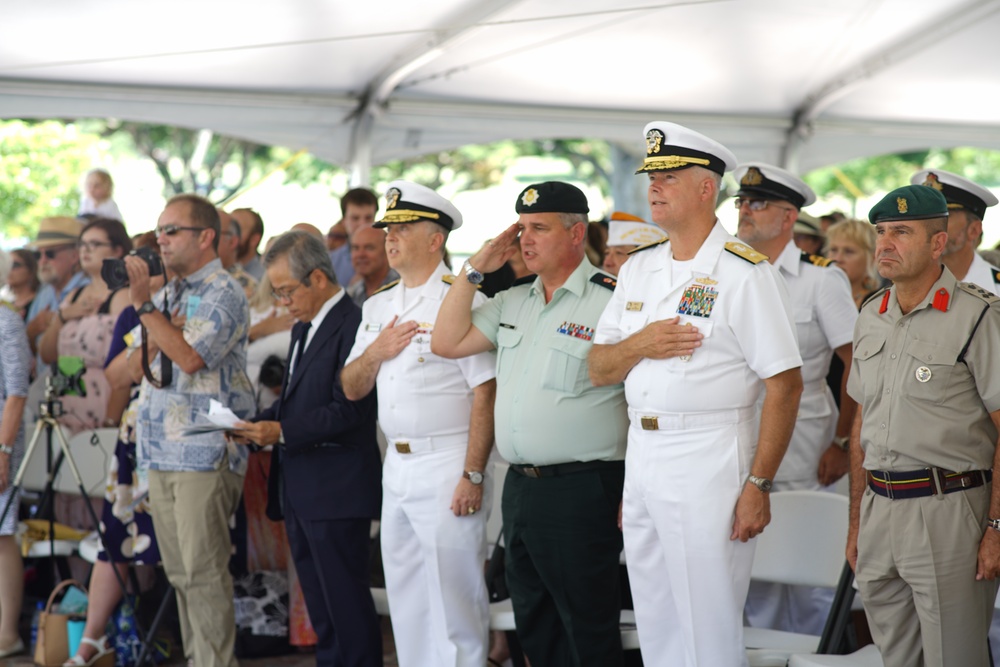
[{"left": 181, "top": 399, "right": 242, "bottom": 435}]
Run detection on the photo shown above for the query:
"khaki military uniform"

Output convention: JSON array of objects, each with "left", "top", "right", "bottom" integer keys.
[{"left": 848, "top": 266, "right": 1000, "bottom": 667}]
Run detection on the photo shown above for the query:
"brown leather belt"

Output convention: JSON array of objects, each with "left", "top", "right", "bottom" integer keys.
[
  {"left": 867, "top": 468, "right": 991, "bottom": 500},
  {"left": 509, "top": 460, "right": 623, "bottom": 479}
]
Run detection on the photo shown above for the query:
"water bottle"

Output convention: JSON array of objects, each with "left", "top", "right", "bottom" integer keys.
[{"left": 30, "top": 600, "right": 43, "bottom": 654}]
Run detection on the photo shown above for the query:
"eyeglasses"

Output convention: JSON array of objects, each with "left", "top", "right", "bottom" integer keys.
[
  {"left": 270, "top": 282, "right": 304, "bottom": 303},
  {"left": 32, "top": 245, "right": 74, "bottom": 261},
  {"left": 155, "top": 225, "right": 206, "bottom": 239},
  {"left": 327, "top": 232, "right": 348, "bottom": 241},
  {"left": 733, "top": 198, "right": 795, "bottom": 213},
  {"left": 77, "top": 240, "right": 113, "bottom": 251}
]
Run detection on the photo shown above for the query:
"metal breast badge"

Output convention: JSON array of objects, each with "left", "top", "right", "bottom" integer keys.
[{"left": 915, "top": 366, "right": 932, "bottom": 383}]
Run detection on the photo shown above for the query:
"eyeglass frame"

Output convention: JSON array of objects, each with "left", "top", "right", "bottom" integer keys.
[
  {"left": 155, "top": 225, "right": 208, "bottom": 239},
  {"left": 733, "top": 197, "right": 796, "bottom": 213},
  {"left": 32, "top": 244, "right": 76, "bottom": 261},
  {"left": 271, "top": 281, "right": 306, "bottom": 303},
  {"left": 76, "top": 239, "right": 114, "bottom": 251}
]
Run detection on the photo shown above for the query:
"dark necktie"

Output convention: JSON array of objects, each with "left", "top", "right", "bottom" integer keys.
[{"left": 291, "top": 321, "right": 312, "bottom": 380}]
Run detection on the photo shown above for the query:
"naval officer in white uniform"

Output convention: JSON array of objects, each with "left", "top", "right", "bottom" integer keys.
[
  {"left": 589, "top": 121, "right": 803, "bottom": 667},
  {"left": 342, "top": 181, "right": 497, "bottom": 667}
]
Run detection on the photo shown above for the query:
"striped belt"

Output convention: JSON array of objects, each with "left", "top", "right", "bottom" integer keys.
[{"left": 867, "top": 468, "right": 991, "bottom": 500}]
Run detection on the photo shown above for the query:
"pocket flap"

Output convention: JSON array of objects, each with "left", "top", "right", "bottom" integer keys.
[
  {"left": 906, "top": 340, "right": 958, "bottom": 365},
  {"left": 853, "top": 335, "right": 885, "bottom": 361},
  {"left": 497, "top": 328, "right": 523, "bottom": 348}
]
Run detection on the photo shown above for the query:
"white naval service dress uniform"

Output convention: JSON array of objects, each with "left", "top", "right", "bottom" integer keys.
[
  {"left": 744, "top": 239, "right": 857, "bottom": 635},
  {"left": 595, "top": 222, "right": 802, "bottom": 667},
  {"left": 964, "top": 252, "right": 1000, "bottom": 294},
  {"left": 346, "top": 262, "right": 496, "bottom": 667}
]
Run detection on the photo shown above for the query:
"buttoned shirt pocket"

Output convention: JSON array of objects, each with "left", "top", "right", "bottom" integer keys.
[
  {"left": 903, "top": 340, "right": 958, "bottom": 405},
  {"left": 496, "top": 328, "right": 523, "bottom": 386},
  {"left": 794, "top": 306, "right": 818, "bottom": 355},
  {"left": 542, "top": 335, "right": 592, "bottom": 395},
  {"left": 620, "top": 311, "right": 649, "bottom": 338},
  {"left": 853, "top": 334, "right": 885, "bottom": 389}
]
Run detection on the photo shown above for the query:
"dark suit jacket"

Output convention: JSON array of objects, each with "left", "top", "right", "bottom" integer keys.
[{"left": 256, "top": 295, "right": 381, "bottom": 521}]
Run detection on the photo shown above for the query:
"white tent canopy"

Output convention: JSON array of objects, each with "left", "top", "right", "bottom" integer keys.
[{"left": 3, "top": 0, "right": 1000, "bottom": 184}]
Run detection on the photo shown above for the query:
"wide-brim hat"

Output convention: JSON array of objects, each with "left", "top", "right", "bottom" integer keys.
[
  {"left": 869, "top": 185, "right": 948, "bottom": 225},
  {"left": 910, "top": 169, "right": 998, "bottom": 220},
  {"left": 734, "top": 163, "right": 816, "bottom": 209},
  {"left": 607, "top": 212, "right": 666, "bottom": 246},
  {"left": 635, "top": 121, "right": 736, "bottom": 176},
  {"left": 793, "top": 212, "right": 824, "bottom": 238},
  {"left": 374, "top": 180, "right": 463, "bottom": 231},
  {"left": 29, "top": 216, "right": 82, "bottom": 250}
]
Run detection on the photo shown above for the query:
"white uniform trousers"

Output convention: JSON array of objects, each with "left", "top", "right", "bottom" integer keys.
[
  {"left": 381, "top": 442, "right": 492, "bottom": 667},
  {"left": 623, "top": 413, "right": 758, "bottom": 667}
]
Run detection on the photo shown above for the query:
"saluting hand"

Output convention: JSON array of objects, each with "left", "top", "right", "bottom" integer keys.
[
  {"left": 632, "top": 317, "right": 704, "bottom": 360},
  {"left": 467, "top": 223, "right": 521, "bottom": 274},
  {"left": 731, "top": 484, "right": 770, "bottom": 543},
  {"left": 366, "top": 316, "right": 418, "bottom": 363}
]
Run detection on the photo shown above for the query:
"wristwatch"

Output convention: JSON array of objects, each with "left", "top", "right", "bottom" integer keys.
[
  {"left": 464, "top": 470, "right": 484, "bottom": 485},
  {"left": 0, "top": 444, "right": 12, "bottom": 456},
  {"left": 464, "top": 261, "right": 484, "bottom": 285},
  {"left": 747, "top": 474, "right": 773, "bottom": 493},
  {"left": 988, "top": 518, "right": 1000, "bottom": 533},
  {"left": 832, "top": 435, "right": 849, "bottom": 451},
  {"left": 137, "top": 301, "right": 157, "bottom": 316}
]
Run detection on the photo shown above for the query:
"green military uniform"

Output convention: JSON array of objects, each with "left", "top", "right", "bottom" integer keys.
[
  {"left": 472, "top": 256, "right": 629, "bottom": 666},
  {"left": 848, "top": 187, "right": 1000, "bottom": 667}
]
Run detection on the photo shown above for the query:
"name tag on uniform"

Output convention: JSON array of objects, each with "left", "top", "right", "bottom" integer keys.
[
  {"left": 626, "top": 302, "right": 643, "bottom": 311},
  {"left": 499, "top": 322, "right": 516, "bottom": 330},
  {"left": 365, "top": 323, "right": 382, "bottom": 332}
]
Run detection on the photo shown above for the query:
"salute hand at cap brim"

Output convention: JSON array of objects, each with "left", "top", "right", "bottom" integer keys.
[{"left": 468, "top": 223, "right": 521, "bottom": 274}]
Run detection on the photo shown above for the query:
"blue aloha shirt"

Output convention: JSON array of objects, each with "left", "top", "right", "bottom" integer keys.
[{"left": 133, "top": 259, "right": 254, "bottom": 475}]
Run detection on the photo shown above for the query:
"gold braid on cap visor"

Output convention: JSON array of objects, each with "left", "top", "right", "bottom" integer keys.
[
  {"left": 637, "top": 155, "right": 711, "bottom": 172},
  {"left": 379, "top": 209, "right": 442, "bottom": 223}
]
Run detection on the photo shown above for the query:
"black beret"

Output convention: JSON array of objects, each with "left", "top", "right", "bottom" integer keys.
[{"left": 515, "top": 181, "right": 589, "bottom": 215}]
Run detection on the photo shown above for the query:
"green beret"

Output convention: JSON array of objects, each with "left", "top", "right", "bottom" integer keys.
[
  {"left": 515, "top": 181, "right": 590, "bottom": 215},
  {"left": 868, "top": 185, "right": 948, "bottom": 225}
]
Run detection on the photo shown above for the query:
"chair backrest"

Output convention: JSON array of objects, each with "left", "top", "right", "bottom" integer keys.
[{"left": 750, "top": 490, "right": 849, "bottom": 589}]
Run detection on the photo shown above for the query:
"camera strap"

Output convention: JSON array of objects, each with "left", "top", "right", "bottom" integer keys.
[{"left": 140, "top": 286, "right": 176, "bottom": 389}]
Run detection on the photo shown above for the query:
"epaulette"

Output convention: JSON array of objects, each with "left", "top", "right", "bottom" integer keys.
[
  {"left": 512, "top": 274, "right": 535, "bottom": 287},
  {"left": 371, "top": 279, "right": 400, "bottom": 296},
  {"left": 442, "top": 274, "right": 481, "bottom": 290},
  {"left": 957, "top": 282, "right": 1000, "bottom": 304},
  {"left": 724, "top": 241, "right": 767, "bottom": 264},
  {"left": 860, "top": 286, "right": 889, "bottom": 310},
  {"left": 590, "top": 272, "right": 617, "bottom": 291},
  {"left": 801, "top": 252, "right": 834, "bottom": 268},
  {"left": 627, "top": 237, "right": 668, "bottom": 255},
  {"left": 993, "top": 268, "right": 1000, "bottom": 286}
]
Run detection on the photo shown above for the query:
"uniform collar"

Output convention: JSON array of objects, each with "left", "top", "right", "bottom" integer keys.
[
  {"left": 529, "top": 257, "right": 591, "bottom": 299},
  {"left": 882, "top": 265, "right": 956, "bottom": 315},
  {"left": 772, "top": 239, "right": 801, "bottom": 277},
  {"left": 663, "top": 220, "right": 728, "bottom": 283}
]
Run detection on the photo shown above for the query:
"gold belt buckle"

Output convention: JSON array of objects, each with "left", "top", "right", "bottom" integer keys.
[
  {"left": 640, "top": 416, "right": 659, "bottom": 431},
  {"left": 395, "top": 442, "right": 411, "bottom": 454}
]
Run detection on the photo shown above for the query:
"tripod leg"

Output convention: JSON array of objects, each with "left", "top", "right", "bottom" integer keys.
[{"left": 0, "top": 418, "right": 52, "bottom": 532}]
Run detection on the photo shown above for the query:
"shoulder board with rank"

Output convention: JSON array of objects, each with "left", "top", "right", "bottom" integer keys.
[
  {"left": 860, "top": 286, "right": 889, "bottom": 310},
  {"left": 992, "top": 268, "right": 1000, "bottom": 286},
  {"left": 957, "top": 282, "right": 1000, "bottom": 304},
  {"left": 512, "top": 274, "right": 536, "bottom": 287},
  {"left": 801, "top": 252, "right": 834, "bottom": 268},
  {"left": 590, "top": 272, "right": 617, "bottom": 290},
  {"left": 371, "top": 279, "right": 400, "bottom": 296},
  {"left": 627, "top": 236, "right": 668, "bottom": 255},
  {"left": 724, "top": 241, "right": 767, "bottom": 264},
  {"left": 441, "top": 275, "right": 481, "bottom": 290}
]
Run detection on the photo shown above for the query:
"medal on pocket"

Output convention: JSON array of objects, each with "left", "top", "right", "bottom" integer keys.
[
  {"left": 677, "top": 282, "right": 717, "bottom": 318},
  {"left": 915, "top": 366, "right": 932, "bottom": 383}
]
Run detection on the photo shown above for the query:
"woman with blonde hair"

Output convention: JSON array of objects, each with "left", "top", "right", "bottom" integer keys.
[{"left": 826, "top": 218, "right": 879, "bottom": 309}]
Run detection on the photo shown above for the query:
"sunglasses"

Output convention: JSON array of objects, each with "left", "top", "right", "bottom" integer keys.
[
  {"left": 155, "top": 225, "right": 206, "bottom": 239},
  {"left": 733, "top": 198, "right": 795, "bottom": 213},
  {"left": 32, "top": 246, "right": 74, "bottom": 260}
]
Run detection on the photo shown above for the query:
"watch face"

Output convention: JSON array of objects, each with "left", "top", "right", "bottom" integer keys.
[{"left": 467, "top": 471, "right": 484, "bottom": 485}]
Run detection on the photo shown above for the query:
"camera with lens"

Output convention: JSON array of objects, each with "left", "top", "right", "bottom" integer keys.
[{"left": 102, "top": 246, "right": 164, "bottom": 290}]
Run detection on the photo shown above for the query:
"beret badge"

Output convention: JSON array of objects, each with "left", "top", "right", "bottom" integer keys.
[
  {"left": 521, "top": 188, "right": 540, "bottom": 207},
  {"left": 897, "top": 197, "right": 908, "bottom": 214}
]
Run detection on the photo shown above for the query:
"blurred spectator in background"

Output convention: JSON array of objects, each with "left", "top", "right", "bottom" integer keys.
[
  {"left": 217, "top": 209, "right": 258, "bottom": 299},
  {"left": 2, "top": 249, "right": 40, "bottom": 321},
  {"left": 232, "top": 208, "right": 265, "bottom": 281},
  {"left": 792, "top": 212, "right": 826, "bottom": 256},
  {"left": 39, "top": 218, "right": 132, "bottom": 434},
  {"left": 819, "top": 210, "right": 846, "bottom": 234},
  {"left": 346, "top": 226, "right": 397, "bottom": 307},
  {"left": 329, "top": 188, "right": 378, "bottom": 286},
  {"left": 326, "top": 221, "right": 348, "bottom": 252},
  {"left": 601, "top": 212, "right": 666, "bottom": 277},
  {"left": 78, "top": 168, "right": 123, "bottom": 222},
  {"left": 585, "top": 220, "right": 608, "bottom": 267},
  {"left": 25, "top": 217, "right": 89, "bottom": 356},
  {"left": 826, "top": 219, "right": 879, "bottom": 308}
]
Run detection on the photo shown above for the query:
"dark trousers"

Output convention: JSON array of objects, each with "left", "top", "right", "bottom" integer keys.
[
  {"left": 284, "top": 507, "right": 382, "bottom": 667},
  {"left": 502, "top": 464, "right": 625, "bottom": 667}
]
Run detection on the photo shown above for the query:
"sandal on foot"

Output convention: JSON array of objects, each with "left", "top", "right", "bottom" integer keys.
[
  {"left": 63, "top": 636, "right": 113, "bottom": 667},
  {"left": 0, "top": 638, "right": 25, "bottom": 658}
]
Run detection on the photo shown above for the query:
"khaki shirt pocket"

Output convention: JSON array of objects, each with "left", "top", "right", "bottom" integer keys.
[
  {"left": 853, "top": 333, "right": 885, "bottom": 389},
  {"left": 542, "top": 335, "right": 592, "bottom": 395},
  {"left": 903, "top": 340, "right": 958, "bottom": 405},
  {"left": 496, "top": 328, "right": 523, "bottom": 386}
]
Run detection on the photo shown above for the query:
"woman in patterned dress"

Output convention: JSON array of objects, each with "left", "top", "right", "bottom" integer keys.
[{"left": 0, "top": 305, "right": 31, "bottom": 657}]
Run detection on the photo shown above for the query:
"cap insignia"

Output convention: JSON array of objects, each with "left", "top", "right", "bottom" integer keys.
[
  {"left": 741, "top": 167, "right": 763, "bottom": 187},
  {"left": 521, "top": 188, "right": 540, "bottom": 207},
  {"left": 645, "top": 129, "right": 664, "bottom": 156},
  {"left": 386, "top": 188, "right": 401, "bottom": 209},
  {"left": 896, "top": 197, "right": 908, "bottom": 214},
  {"left": 922, "top": 173, "right": 943, "bottom": 191}
]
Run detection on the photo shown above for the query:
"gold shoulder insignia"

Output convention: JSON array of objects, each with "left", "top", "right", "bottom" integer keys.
[
  {"left": 860, "top": 287, "right": 889, "bottom": 310},
  {"left": 371, "top": 279, "right": 400, "bottom": 296},
  {"left": 627, "top": 236, "right": 668, "bottom": 255},
  {"left": 993, "top": 268, "right": 1000, "bottom": 286},
  {"left": 724, "top": 241, "right": 767, "bottom": 265},
  {"left": 800, "top": 252, "right": 834, "bottom": 267},
  {"left": 957, "top": 282, "right": 1000, "bottom": 304},
  {"left": 442, "top": 275, "right": 481, "bottom": 290},
  {"left": 590, "top": 272, "right": 617, "bottom": 290}
]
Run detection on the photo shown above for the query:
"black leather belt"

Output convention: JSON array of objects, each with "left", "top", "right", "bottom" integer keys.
[
  {"left": 867, "top": 468, "right": 991, "bottom": 500},
  {"left": 509, "top": 460, "right": 624, "bottom": 479}
]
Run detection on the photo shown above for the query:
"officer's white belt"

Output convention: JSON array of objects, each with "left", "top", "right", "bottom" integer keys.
[
  {"left": 628, "top": 407, "right": 756, "bottom": 431},
  {"left": 390, "top": 433, "right": 468, "bottom": 455},
  {"left": 802, "top": 379, "right": 829, "bottom": 395}
]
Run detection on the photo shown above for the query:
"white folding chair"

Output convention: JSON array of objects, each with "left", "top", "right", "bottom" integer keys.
[{"left": 744, "top": 490, "right": 849, "bottom": 666}]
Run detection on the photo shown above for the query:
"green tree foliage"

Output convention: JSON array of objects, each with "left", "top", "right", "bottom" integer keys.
[{"left": 0, "top": 121, "right": 101, "bottom": 240}]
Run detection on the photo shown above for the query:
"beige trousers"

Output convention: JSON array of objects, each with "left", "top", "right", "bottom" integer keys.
[
  {"left": 856, "top": 484, "right": 998, "bottom": 667},
  {"left": 148, "top": 469, "right": 243, "bottom": 667}
]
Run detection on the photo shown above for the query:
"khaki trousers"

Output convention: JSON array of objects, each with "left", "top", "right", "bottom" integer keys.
[
  {"left": 148, "top": 469, "right": 243, "bottom": 667},
  {"left": 856, "top": 484, "right": 998, "bottom": 667}
]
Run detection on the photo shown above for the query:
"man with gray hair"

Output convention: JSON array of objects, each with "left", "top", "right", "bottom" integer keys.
[{"left": 234, "top": 231, "right": 383, "bottom": 667}]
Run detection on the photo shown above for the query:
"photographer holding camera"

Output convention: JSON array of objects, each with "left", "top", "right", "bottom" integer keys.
[{"left": 125, "top": 194, "right": 254, "bottom": 667}]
